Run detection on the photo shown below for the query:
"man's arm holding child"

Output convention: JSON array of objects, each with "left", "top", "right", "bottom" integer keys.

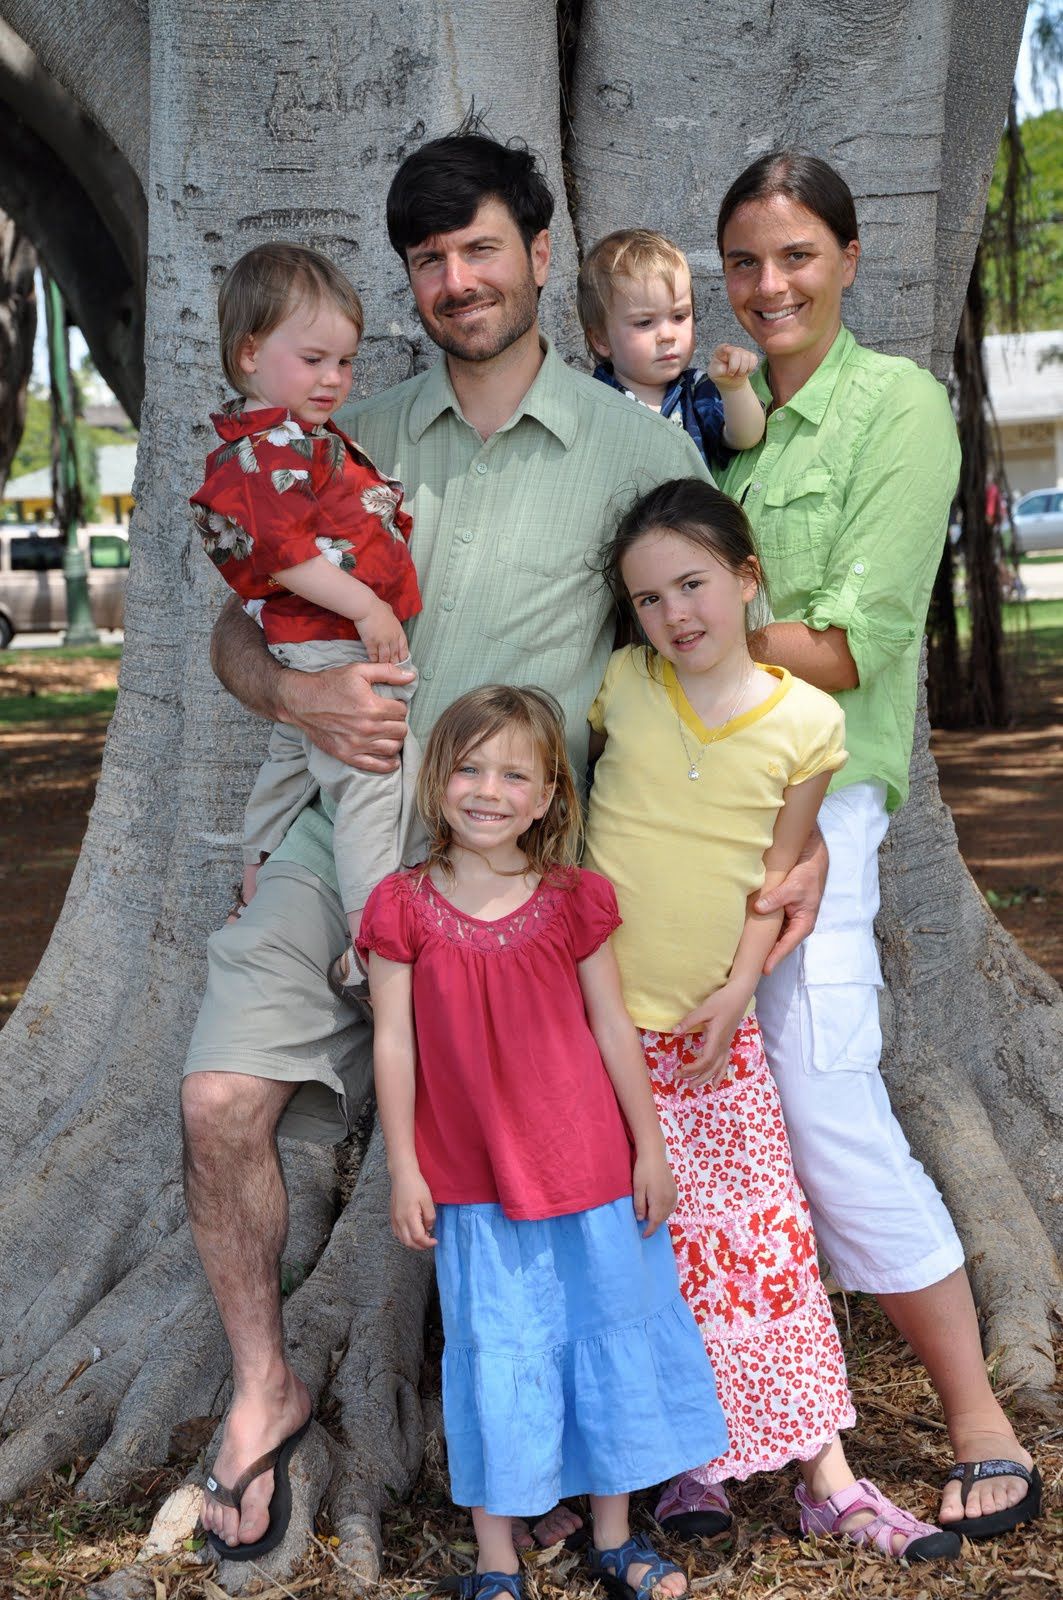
[
  {"left": 709, "top": 344, "right": 766, "bottom": 452},
  {"left": 211, "top": 596, "right": 413, "bottom": 771}
]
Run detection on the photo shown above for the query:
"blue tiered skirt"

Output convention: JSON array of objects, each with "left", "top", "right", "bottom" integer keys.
[{"left": 435, "top": 1196, "right": 728, "bottom": 1516}]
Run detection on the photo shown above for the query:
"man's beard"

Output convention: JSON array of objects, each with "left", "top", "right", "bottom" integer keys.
[{"left": 423, "top": 273, "right": 539, "bottom": 363}]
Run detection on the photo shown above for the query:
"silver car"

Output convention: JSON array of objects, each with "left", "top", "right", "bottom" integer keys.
[
  {"left": 0, "top": 525, "right": 129, "bottom": 646},
  {"left": 1012, "top": 489, "right": 1063, "bottom": 555}
]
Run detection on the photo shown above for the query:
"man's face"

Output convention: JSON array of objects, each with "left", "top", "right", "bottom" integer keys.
[{"left": 405, "top": 197, "right": 550, "bottom": 363}]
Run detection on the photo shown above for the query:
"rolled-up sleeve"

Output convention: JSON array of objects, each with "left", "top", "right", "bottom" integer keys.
[{"left": 802, "top": 367, "right": 959, "bottom": 688}]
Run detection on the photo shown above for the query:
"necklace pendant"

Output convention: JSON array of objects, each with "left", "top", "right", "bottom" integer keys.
[{"left": 687, "top": 765, "right": 700, "bottom": 781}]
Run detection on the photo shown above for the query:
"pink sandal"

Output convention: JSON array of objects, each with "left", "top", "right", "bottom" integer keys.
[
  {"left": 655, "top": 1472, "right": 732, "bottom": 1537},
  {"left": 795, "top": 1478, "right": 960, "bottom": 1562}
]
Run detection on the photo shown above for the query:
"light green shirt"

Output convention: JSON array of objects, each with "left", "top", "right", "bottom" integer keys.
[
  {"left": 722, "top": 326, "right": 959, "bottom": 811},
  {"left": 274, "top": 337, "right": 710, "bottom": 888}
]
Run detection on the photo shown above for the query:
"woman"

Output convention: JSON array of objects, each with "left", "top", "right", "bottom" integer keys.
[{"left": 708, "top": 150, "right": 1037, "bottom": 1540}]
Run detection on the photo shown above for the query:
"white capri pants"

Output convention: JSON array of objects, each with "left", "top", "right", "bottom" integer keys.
[{"left": 754, "top": 780, "right": 965, "bottom": 1295}]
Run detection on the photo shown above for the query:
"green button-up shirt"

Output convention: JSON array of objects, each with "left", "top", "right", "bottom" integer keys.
[
  {"left": 274, "top": 337, "right": 710, "bottom": 889},
  {"left": 722, "top": 326, "right": 959, "bottom": 811}
]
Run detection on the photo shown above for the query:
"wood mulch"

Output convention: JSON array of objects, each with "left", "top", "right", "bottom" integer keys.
[{"left": 0, "top": 1300, "right": 1059, "bottom": 1598}]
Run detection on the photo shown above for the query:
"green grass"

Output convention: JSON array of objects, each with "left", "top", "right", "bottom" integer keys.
[
  {"left": 1019, "top": 551, "right": 1063, "bottom": 566},
  {"left": 0, "top": 689, "right": 116, "bottom": 727},
  {"left": 5, "top": 644, "right": 123, "bottom": 663},
  {"left": 955, "top": 598, "right": 1063, "bottom": 659}
]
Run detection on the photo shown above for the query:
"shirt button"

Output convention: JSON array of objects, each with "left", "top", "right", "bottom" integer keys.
[
  {"left": 461, "top": 530, "right": 474, "bottom": 543},
  {"left": 422, "top": 665, "right": 435, "bottom": 681},
  {"left": 752, "top": 482, "right": 762, "bottom": 492},
  {"left": 853, "top": 561, "right": 865, "bottom": 575},
  {"left": 475, "top": 462, "right": 488, "bottom": 475},
  {"left": 442, "top": 596, "right": 455, "bottom": 611}
]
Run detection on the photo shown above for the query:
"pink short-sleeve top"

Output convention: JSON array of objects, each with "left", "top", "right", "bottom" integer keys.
[{"left": 357, "top": 866, "right": 635, "bottom": 1220}]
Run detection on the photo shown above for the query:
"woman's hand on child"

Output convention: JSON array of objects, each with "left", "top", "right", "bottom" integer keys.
[
  {"left": 674, "top": 985, "right": 748, "bottom": 1087},
  {"left": 390, "top": 1169, "right": 437, "bottom": 1250},
  {"left": 357, "top": 598, "right": 410, "bottom": 664},
  {"left": 633, "top": 1144, "right": 678, "bottom": 1236},
  {"left": 708, "top": 344, "right": 760, "bottom": 389},
  {"left": 756, "top": 826, "right": 829, "bottom": 973}
]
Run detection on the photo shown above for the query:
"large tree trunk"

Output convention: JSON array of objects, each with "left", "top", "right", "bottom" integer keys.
[
  {"left": 0, "top": 206, "right": 35, "bottom": 488},
  {"left": 0, "top": 0, "right": 1058, "bottom": 1590}
]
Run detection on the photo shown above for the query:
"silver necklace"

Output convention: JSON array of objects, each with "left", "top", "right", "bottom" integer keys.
[{"left": 675, "top": 666, "right": 753, "bottom": 780}]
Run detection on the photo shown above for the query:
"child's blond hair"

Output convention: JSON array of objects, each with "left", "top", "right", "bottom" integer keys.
[
  {"left": 576, "top": 229, "right": 694, "bottom": 361},
  {"left": 217, "top": 242, "right": 365, "bottom": 395},
  {"left": 415, "top": 685, "right": 583, "bottom": 884}
]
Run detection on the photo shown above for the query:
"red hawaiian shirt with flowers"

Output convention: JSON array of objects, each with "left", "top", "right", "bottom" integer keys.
[{"left": 190, "top": 401, "right": 421, "bottom": 646}]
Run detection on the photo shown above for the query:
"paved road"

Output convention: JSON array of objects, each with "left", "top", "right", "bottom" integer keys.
[{"left": 1018, "top": 560, "right": 1063, "bottom": 601}]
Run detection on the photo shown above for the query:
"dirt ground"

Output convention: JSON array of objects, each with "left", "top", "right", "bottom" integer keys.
[
  {"left": 0, "top": 651, "right": 118, "bottom": 1019},
  {"left": 1, "top": 648, "right": 1060, "bottom": 1020}
]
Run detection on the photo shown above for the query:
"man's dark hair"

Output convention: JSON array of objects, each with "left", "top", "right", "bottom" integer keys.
[{"left": 387, "top": 123, "right": 555, "bottom": 262}]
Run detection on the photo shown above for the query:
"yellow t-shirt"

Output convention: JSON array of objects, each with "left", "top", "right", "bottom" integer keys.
[{"left": 585, "top": 647, "right": 848, "bottom": 1031}]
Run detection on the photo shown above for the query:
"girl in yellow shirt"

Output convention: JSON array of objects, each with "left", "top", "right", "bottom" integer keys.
[{"left": 584, "top": 477, "right": 959, "bottom": 1563}]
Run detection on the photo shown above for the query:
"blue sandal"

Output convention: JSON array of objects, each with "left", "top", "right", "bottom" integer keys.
[
  {"left": 453, "top": 1573, "right": 523, "bottom": 1600},
  {"left": 588, "top": 1533, "right": 684, "bottom": 1600}
]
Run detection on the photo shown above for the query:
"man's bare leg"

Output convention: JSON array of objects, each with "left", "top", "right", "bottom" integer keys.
[
  {"left": 182, "top": 1069, "right": 312, "bottom": 1549},
  {"left": 878, "top": 1269, "right": 1033, "bottom": 1525}
]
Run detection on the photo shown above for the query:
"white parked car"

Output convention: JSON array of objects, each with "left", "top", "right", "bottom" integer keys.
[
  {"left": 1011, "top": 489, "right": 1063, "bottom": 555},
  {"left": 0, "top": 524, "right": 129, "bottom": 647}
]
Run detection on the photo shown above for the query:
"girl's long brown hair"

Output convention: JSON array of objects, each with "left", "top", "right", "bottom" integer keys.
[{"left": 415, "top": 685, "right": 583, "bottom": 883}]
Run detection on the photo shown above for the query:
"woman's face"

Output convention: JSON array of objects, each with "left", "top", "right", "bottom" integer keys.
[{"left": 721, "top": 193, "right": 859, "bottom": 376}]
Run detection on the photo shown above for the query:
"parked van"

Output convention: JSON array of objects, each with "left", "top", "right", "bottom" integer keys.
[{"left": 0, "top": 524, "right": 129, "bottom": 646}]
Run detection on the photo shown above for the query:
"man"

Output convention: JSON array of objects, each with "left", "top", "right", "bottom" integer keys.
[{"left": 182, "top": 129, "right": 817, "bottom": 1556}]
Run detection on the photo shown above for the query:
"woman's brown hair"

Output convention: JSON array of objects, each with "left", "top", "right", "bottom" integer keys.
[{"left": 716, "top": 150, "right": 859, "bottom": 254}]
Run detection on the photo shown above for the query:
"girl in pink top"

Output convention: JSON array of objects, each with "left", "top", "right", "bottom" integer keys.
[{"left": 357, "top": 685, "right": 726, "bottom": 1600}]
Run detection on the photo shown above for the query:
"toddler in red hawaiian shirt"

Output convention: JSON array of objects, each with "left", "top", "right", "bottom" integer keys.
[{"left": 191, "top": 243, "right": 423, "bottom": 970}]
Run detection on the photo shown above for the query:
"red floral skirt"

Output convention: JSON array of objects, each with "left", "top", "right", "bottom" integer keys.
[{"left": 642, "top": 1015, "right": 856, "bottom": 1480}]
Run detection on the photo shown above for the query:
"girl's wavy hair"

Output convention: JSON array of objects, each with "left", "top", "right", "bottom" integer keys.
[
  {"left": 414, "top": 685, "right": 583, "bottom": 883},
  {"left": 598, "top": 478, "right": 771, "bottom": 651}
]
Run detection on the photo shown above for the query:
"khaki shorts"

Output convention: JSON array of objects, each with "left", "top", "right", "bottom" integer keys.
[{"left": 183, "top": 859, "right": 371, "bottom": 1143}]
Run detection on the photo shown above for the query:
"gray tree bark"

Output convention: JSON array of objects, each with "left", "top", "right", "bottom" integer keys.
[
  {"left": 0, "top": 0, "right": 1058, "bottom": 1589},
  {"left": 0, "top": 207, "right": 35, "bottom": 488},
  {"left": 0, "top": 17, "right": 146, "bottom": 420}
]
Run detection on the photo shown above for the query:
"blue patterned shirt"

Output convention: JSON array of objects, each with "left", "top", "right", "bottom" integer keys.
[{"left": 592, "top": 363, "right": 730, "bottom": 468}]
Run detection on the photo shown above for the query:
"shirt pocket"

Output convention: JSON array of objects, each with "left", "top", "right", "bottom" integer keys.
[
  {"left": 481, "top": 532, "right": 596, "bottom": 651},
  {"left": 761, "top": 466, "right": 833, "bottom": 555}
]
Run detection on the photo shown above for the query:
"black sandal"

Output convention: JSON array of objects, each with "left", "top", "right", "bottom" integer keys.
[
  {"left": 942, "top": 1458, "right": 1042, "bottom": 1539},
  {"left": 204, "top": 1416, "right": 312, "bottom": 1561}
]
